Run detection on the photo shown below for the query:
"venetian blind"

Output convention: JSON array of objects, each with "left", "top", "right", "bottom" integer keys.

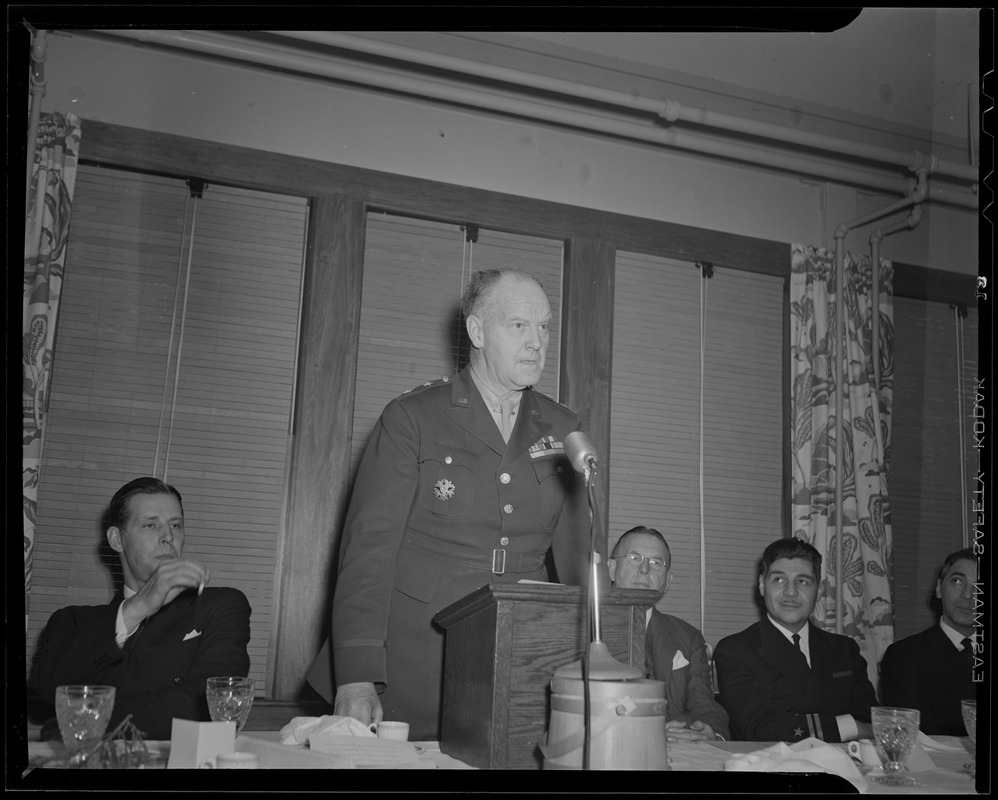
[
  {"left": 27, "top": 165, "right": 307, "bottom": 696},
  {"left": 890, "top": 297, "right": 979, "bottom": 639},
  {"left": 351, "top": 212, "right": 563, "bottom": 472},
  {"left": 609, "top": 252, "right": 784, "bottom": 649}
]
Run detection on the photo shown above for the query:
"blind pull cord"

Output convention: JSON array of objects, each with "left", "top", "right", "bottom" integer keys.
[
  {"left": 457, "top": 224, "right": 478, "bottom": 374},
  {"left": 155, "top": 179, "right": 205, "bottom": 482},
  {"left": 696, "top": 262, "right": 714, "bottom": 635},
  {"left": 154, "top": 193, "right": 191, "bottom": 478}
]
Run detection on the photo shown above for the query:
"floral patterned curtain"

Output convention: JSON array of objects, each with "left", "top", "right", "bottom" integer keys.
[
  {"left": 790, "top": 243, "right": 894, "bottom": 688},
  {"left": 23, "top": 112, "right": 81, "bottom": 624}
]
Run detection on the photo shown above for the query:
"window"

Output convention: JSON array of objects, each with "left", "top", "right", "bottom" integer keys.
[
  {"left": 27, "top": 165, "right": 307, "bottom": 695},
  {"left": 890, "top": 298, "right": 979, "bottom": 638},
  {"left": 609, "top": 252, "right": 784, "bottom": 645}
]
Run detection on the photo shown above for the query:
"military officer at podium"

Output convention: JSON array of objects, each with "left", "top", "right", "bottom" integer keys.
[{"left": 307, "top": 268, "right": 597, "bottom": 741}]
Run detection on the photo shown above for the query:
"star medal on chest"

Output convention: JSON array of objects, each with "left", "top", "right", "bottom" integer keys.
[{"left": 434, "top": 478, "right": 456, "bottom": 501}]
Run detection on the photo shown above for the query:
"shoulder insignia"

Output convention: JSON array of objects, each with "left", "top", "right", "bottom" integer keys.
[
  {"left": 530, "top": 388, "right": 575, "bottom": 414},
  {"left": 399, "top": 376, "right": 453, "bottom": 397}
]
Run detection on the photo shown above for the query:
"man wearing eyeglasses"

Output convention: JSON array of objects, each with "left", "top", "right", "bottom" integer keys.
[{"left": 608, "top": 525, "right": 729, "bottom": 741}]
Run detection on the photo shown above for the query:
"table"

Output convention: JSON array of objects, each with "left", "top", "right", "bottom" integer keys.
[{"left": 18, "top": 731, "right": 981, "bottom": 794}]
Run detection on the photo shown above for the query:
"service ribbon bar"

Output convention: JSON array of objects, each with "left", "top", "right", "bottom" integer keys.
[{"left": 529, "top": 436, "right": 564, "bottom": 458}]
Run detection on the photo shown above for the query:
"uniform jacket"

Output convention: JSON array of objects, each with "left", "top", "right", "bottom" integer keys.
[
  {"left": 33, "top": 587, "right": 251, "bottom": 740},
  {"left": 879, "top": 623, "right": 977, "bottom": 736},
  {"left": 308, "top": 366, "right": 597, "bottom": 740},
  {"left": 645, "top": 610, "right": 730, "bottom": 739},
  {"left": 714, "top": 618, "right": 877, "bottom": 742}
]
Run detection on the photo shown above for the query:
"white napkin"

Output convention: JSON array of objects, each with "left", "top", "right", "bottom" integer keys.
[
  {"left": 724, "top": 737, "right": 868, "bottom": 793},
  {"left": 279, "top": 715, "right": 376, "bottom": 745}
]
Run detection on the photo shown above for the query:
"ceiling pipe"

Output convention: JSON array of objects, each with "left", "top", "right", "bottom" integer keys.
[
  {"left": 276, "top": 30, "right": 980, "bottom": 186},
  {"left": 89, "top": 29, "right": 979, "bottom": 210},
  {"left": 870, "top": 202, "right": 924, "bottom": 392},
  {"left": 829, "top": 169, "right": 928, "bottom": 635}
]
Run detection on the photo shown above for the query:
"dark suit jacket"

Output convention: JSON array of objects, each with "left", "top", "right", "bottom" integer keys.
[
  {"left": 308, "top": 366, "right": 595, "bottom": 741},
  {"left": 33, "top": 587, "right": 251, "bottom": 740},
  {"left": 714, "top": 618, "right": 877, "bottom": 742},
  {"left": 879, "top": 624, "right": 976, "bottom": 736},
  {"left": 645, "top": 610, "right": 730, "bottom": 739}
]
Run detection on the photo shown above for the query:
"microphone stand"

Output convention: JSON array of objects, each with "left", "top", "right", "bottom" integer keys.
[{"left": 553, "top": 458, "right": 641, "bottom": 770}]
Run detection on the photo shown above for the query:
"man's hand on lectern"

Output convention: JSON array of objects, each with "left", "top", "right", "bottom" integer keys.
[{"left": 334, "top": 681, "right": 383, "bottom": 726}]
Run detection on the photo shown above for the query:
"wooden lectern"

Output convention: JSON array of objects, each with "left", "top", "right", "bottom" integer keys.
[{"left": 434, "top": 582, "right": 658, "bottom": 770}]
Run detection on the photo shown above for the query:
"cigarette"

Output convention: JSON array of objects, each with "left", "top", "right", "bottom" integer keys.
[{"left": 198, "top": 581, "right": 204, "bottom": 596}]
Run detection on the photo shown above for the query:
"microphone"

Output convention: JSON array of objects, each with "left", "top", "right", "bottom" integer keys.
[{"left": 564, "top": 431, "right": 599, "bottom": 474}]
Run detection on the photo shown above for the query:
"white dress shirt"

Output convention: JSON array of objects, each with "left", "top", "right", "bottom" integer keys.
[{"left": 114, "top": 585, "right": 140, "bottom": 647}]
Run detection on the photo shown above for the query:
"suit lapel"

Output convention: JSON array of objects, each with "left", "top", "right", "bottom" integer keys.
[
  {"left": 445, "top": 369, "right": 554, "bottom": 461},
  {"left": 807, "top": 623, "right": 832, "bottom": 683},
  {"left": 446, "top": 369, "right": 506, "bottom": 455},
  {"left": 502, "top": 389, "right": 553, "bottom": 465},
  {"left": 139, "top": 591, "right": 197, "bottom": 647},
  {"left": 758, "top": 618, "right": 812, "bottom": 684},
  {"left": 930, "top": 623, "right": 962, "bottom": 666},
  {"left": 658, "top": 626, "right": 688, "bottom": 711},
  {"left": 648, "top": 612, "right": 678, "bottom": 682}
]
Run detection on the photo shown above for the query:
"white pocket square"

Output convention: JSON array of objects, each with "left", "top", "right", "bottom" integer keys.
[
  {"left": 672, "top": 650, "right": 690, "bottom": 670},
  {"left": 182, "top": 629, "right": 202, "bottom": 641}
]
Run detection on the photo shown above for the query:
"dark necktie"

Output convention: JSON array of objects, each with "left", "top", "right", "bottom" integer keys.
[
  {"left": 499, "top": 399, "right": 515, "bottom": 442},
  {"left": 961, "top": 637, "right": 975, "bottom": 665},
  {"left": 792, "top": 633, "right": 809, "bottom": 669}
]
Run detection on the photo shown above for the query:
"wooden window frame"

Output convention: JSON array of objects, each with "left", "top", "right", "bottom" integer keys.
[{"left": 68, "top": 120, "right": 976, "bottom": 699}]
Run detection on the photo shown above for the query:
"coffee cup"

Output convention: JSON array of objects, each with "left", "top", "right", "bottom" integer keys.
[
  {"left": 369, "top": 721, "right": 410, "bottom": 741},
  {"left": 847, "top": 738, "right": 881, "bottom": 767},
  {"left": 208, "top": 751, "right": 259, "bottom": 769}
]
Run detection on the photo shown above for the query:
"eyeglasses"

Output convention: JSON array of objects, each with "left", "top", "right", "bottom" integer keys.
[{"left": 615, "top": 552, "right": 667, "bottom": 572}]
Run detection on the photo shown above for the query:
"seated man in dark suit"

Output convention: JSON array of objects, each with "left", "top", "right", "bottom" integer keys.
[
  {"left": 609, "top": 525, "right": 730, "bottom": 741},
  {"left": 33, "top": 477, "right": 252, "bottom": 740},
  {"left": 714, "top": 537, "right": 877, "bottom": 742},
  {"left": 879, "top": 547, "right": 978, "bottom": 735}
]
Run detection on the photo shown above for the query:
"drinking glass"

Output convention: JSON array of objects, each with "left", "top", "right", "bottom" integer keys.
[
  {"left": 870, "top": 706, "right": 920, "bottom": 786},
  {"left": 206, "top": 677, "right": 255, "bottom": 733},
  {"left": 55, "top": 685, "right": 117, "bottom": 764},
  {"left": 961, "top": 699, "right": 976, "bottom": 776}
]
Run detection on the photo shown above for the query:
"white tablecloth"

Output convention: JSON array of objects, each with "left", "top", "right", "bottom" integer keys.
[
  {"left": 667, "top": 736, "right": 977, "bottom": 794},
  {"left": 26, "top": 732, "right": 474, "bottom": 770},
  {"left": 24, "top": 731, "right": 975, "bottom": 790}
]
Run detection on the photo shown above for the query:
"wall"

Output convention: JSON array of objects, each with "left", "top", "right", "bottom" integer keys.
[
  {"left": 21, "top": 28, "right": 982, "bottom": 707},
  {"left": 37, "top": 32, "right": 978, "bottom": 275}
]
